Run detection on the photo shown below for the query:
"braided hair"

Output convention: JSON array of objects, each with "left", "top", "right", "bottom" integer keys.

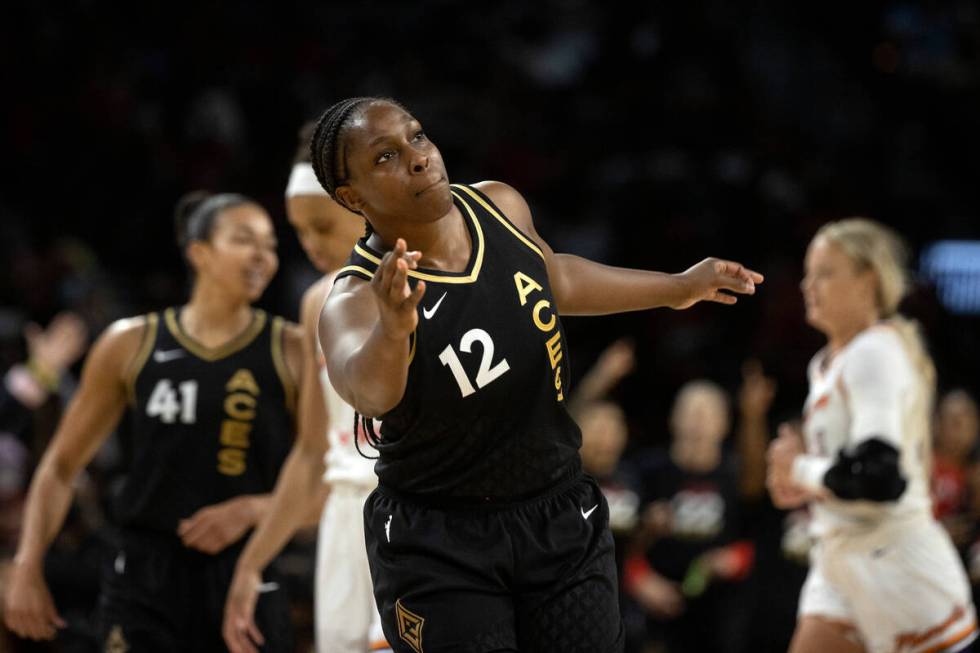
[{"left": 309, "top": 97, "right": 406, "bottom": 235}]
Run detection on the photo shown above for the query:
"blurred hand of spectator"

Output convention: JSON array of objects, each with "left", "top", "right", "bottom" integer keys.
[
  {"left": 738, "top": 359, "right": 776, "bottom": 420},
  {"left": 595, "top": 338, "right": 636, "bottom": 384},
  {"left": 767, "top": 423, "right": 813, "bottom": 509},
  {"left": 24, "top": 313, "right": 88, "bottom": 385},
  {"left": 3, "top": 558, "right": 66, "bottom": 640},
  {"left": 177, "top": 495, "right": 262, "bottom": 555},
  {"left": 632, "top": 572, "right": 686, "bottom": 619}
]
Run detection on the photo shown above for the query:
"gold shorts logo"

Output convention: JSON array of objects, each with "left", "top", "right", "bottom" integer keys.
[
  {"left": 105, "top": 625, "right": 129, "bottom": 653},
  {"left": 395, "top": 598, "right": 424, "bottom": 653}
]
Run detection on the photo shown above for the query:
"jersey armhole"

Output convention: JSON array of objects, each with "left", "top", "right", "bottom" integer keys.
[
  {"left": 124, "top": 313, "right": 159, "bottom": 406},
  {"left": 271, "top": 316, "right": 298, "bottom": 415},
  {"left": 452, "top": 183, "right": 545, "bottom": 262}
]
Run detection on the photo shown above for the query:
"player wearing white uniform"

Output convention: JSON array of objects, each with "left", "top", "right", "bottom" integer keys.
[
  {"left": 223, "top": 130, "right": 389, "bottom": 653},
  {"left": 768, "top": 219, "right": 976, "bottom": 653},
  {"left": 314, "top": 279, "right": 387, "bottom": 652}
]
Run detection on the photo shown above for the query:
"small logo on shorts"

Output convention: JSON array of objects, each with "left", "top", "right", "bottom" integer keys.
[
  {"left": 385, "top": 514, "right": 393, "bottom": 543},
  {"left": 395, "top": 599, "right": 424, "bottom": 653},
  {"left": 106, "top": 625, "right": 129, "bottom": 653}
]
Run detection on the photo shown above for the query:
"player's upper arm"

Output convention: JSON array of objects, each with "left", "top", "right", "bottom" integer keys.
[
  {"left": 318, "top": 276, "right": 379, "bottom": 409},
  {"left": 473, "top": 181, "right": 571, "bottom": 302},
  {"left": 293, "top": 277, "right": 331, "bottom": 458},
  {"left": 842, "top": 330, "right": 910, "bottom": 449},
  {"left": 45, "top": 317, "right": 145, "bottom": 482}
]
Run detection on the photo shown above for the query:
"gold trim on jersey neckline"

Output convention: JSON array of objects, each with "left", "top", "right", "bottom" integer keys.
[
  {"left": 164, "top": 307, "right": 267, "bottom": 362},
  {"left": 344, "top": 187, "right": 486, "bottom": 284},
  {"left": 450, "top": 184, "right": 545, "bottom": 261}
]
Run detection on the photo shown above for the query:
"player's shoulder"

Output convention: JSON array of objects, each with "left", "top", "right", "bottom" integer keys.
[
  {"left": 301, "top": 274, "right": 337, "bottom": 325},
  {"left": 90, "top": 313, "right": 157, "bottom": 376},
  {"left": 848, "top": 323, "right": 905, "bottom": 361},
  {"left": 470, "top": 180, "right": 532, "bottom": 228}
]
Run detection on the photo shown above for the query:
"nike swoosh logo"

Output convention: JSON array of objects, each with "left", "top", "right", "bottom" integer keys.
[
  {"left": 422, "top": 292, "right": 447, "bottom": 320},
  {"left": 153, "top": 349, "right": 186, "bottom": 363},
  {"left": 581, "top": 504, "right": 598, "bottom": 521}
]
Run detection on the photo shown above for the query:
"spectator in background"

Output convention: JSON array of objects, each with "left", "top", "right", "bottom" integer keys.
[
  {"left": 624, "top": 380, "right": 754, "bottom": 653},
  {"left": 1, "top": 313, "right": 89, "bottom": 447},
  {"left": 932, "top": 389, "right": 980, "bottom": 547},
  {"left": 932, "top": 389, "right": 980, "bottom": 599},
  {"left": 572, "top": 339, "right": 641, "bottom": 540},
  {"left": 736, "top": 362, "right": 812, "bottom": 653}
]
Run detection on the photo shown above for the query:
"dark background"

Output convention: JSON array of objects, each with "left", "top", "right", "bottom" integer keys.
[{"left": 1, "top": 0, "right": 978, "bottom": 451}]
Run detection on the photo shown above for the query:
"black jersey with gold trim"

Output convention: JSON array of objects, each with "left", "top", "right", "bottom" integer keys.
[
  {"left": 335, "top": 183, "right": 581, "bottom": 498},
  {"left": 115, "top": 307, "right": 295, "bottom": 534}
]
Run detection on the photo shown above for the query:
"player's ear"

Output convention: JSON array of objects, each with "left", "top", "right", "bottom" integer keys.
[
  {"left": 186, "top": 240, "right": 210, "bottom": 274},
  {"left": 335, "top": 184, "right": 364, "bottom": 215}
]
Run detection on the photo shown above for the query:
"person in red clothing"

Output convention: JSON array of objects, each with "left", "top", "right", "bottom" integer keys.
[{"left": 932, "top": 389, "right": 979, "bottom": 533}]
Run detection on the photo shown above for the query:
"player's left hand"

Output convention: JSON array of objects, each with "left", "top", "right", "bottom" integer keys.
[
  {"left": 222, "top": 565, "right": 265, "bottom": 653},
  {"left": 674, "top": 258, "right": 764, "bottom": 309},
  {"left": 766, "top": 424, "right": 811, "bottom": 509},
  {"left": 177, "top": 496, "right": 257, "bottom": 554}
]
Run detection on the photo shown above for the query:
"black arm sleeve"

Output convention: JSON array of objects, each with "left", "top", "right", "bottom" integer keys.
[{"left": 822, "top": 437, "right": 907, "bottom": 502}]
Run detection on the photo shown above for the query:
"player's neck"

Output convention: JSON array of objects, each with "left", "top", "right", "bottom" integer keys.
[
  {"left": 182, "top": 286, "right": 254, "bottom": 348},
  {"left": 369, "top": 205, "right": 471, "bottom": 272},
  {"left": 826, "top": 311, "right": 879, "bottom": 357}
]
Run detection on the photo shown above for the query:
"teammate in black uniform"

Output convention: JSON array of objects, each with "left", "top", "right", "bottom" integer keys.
[
  {"left": 3, "top": 193, "right": 304, "bottom": 652},
  {"left": 312, "top": 97, "right": 764, "bottom": 653}
]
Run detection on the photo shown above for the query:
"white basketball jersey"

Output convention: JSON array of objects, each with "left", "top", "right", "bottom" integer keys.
[
  {"left": 317, "top": 273, "right": 378, "bottom": 488},
  {"left": 803, "top": 325, "right": 932, "bottom": 536}
]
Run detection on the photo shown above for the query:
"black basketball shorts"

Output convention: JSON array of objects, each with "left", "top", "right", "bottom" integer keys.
[
  {"left": 364, "top": 474, "right": 625, "bottom": 653},
  {"left": 97, "top": 529, "right": 293, "bottom": 653}
]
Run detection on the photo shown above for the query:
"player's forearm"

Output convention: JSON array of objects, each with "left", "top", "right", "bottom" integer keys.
[
  {"left": 551, "top": 254, "right": 690, "bottom": 315},
  {"left": 14, "top": 457, "right": 77, "bottom": 570},
  {"left": 344, "top": 323, "right": 411, "bottom": 417},
  {"left": 234, "top": 447, "right": 326, "bottom": 574}
]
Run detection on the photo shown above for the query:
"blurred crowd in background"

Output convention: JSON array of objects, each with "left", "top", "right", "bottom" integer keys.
[{"left": 1, "top": 1, "right": 978, "bottom": 651}]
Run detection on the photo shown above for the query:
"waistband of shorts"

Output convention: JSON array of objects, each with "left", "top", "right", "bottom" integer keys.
[{"left": 376, "top": 469, "right": 586, "bottom": 511}]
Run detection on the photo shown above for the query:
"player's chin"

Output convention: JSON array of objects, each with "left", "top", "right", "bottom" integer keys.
[
  {"left": 804, "top": 308, "right": 833, "bottom": 334},
  {"left": 414, "top": 181, "right": 453, "bottom": 212},
  {"left": 242, "top": 282, "right": 270, "bottom": 303}
]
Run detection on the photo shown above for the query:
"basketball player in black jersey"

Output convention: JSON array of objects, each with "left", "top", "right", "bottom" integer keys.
[
  {"left": 3, "top": 194, "right": 306, "bottom": 652},
  {"left": 311, "top": 97, "right": 763, "bottom": 653}
]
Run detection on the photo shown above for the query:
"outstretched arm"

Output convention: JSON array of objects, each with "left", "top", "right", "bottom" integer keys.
[
  {"left": 476, "top": 181, "right": 763, "bottom": 315},
  {"left": 4, "top": 318, "right": 140, "bottom": 641}
]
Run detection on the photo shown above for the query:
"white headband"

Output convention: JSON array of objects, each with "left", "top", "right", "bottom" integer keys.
[{"left": 285, "top": 163, "right": 329, "bottom": 198}]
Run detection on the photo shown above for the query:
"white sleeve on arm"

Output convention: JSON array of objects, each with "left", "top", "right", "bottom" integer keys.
[
  {"left": 842, "top": 332, "right": 908, "bottom": 449},
  {"left": 791, "top": 455, "right": 833, "bottom": 491}
]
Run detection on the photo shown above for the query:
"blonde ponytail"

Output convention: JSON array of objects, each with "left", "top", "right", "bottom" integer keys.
[{"left": 817, "top": 218, "right": 936, "bottom": 401}]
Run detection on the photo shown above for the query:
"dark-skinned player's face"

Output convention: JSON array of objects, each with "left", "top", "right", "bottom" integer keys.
[{"left": 336, "top": 102, "right": 454, "bottom": 223}]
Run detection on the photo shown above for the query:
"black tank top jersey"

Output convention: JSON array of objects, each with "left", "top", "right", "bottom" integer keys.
[
  {"left": 336, "top": 183, "right": 582, "bottom": 498},
  {"left": 116, "top": 307, "right": 295, "bottom": 533}
]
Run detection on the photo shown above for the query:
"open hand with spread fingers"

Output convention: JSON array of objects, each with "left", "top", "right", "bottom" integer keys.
[
  {"left": 674, "top": 258, "right": 764, "bottom": 309},
  {"left": 371, "top": 238, "right": 426, "bottom": 341}
]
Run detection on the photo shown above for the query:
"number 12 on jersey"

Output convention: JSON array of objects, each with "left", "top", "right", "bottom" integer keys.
[{"left": 439, "top": 328, "right": 510, "bottom": 397}]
